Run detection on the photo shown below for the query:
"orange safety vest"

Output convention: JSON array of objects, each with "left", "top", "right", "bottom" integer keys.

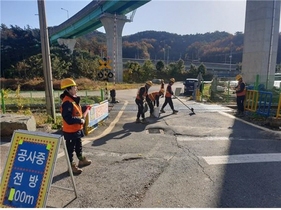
[
  {"left": 236, "top": 82, "right": 246, "bottom": 96},
  {"left": 148, "top": 91, "right": 159, "bottom": 101},
  {"left": 165, "top": 84, "right": 172, "bottom": 97},
  {"left": 136, "top": 86, "right": 148, "bottom": 100},
  {"left": 61, "top": 95, "right": 83, "bottom": 133},
  {"left": 160, "top": 83, "right": 165, "bottom": 93}
]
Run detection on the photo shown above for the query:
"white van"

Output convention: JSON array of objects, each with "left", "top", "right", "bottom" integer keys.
[{"left": 274, "top": 73, "right": 281, "bottom": 88}]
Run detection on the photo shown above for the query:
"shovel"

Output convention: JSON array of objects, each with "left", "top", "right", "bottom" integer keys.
[{"left": 174, "top": 96, "right": 195, "bottom": 115}]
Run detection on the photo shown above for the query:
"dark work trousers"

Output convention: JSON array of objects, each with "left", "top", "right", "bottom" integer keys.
[
  {"left": 147, "top": 99, "right": 154, "bottom": 115},
  {"left": 153, "top": 98, "right": 159, "bottom": 107},
  {"left": 161, "top": 97, "right": 174, "bottom": 111},
  {"left": 65, "top": 138, "right": 83, "bottom": 163},
  {"left": 236, "top": 95, "right": 245, "bottom": 113},
  {"left": 135, "top": 98, "right": 145, "bottom": 119}
]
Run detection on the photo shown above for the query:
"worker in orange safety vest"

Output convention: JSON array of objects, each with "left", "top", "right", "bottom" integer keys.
[
  {"left": 146, "top": 89, "right": 165, "bottom": 117},
  {"left": 60, "top": 78, "right": 92, "bottom": 175},
  {"left": 160, "top": 78, "right": 178, "bottom": 114},
  {"left": 235, "top": 74, "right": 246, "bottom": 116},
  {"left": 160, "top": 79, "right": 165, "bottom": 96},
  {"left": 135, "top": 81, "right": 152, "bottom": 123}
]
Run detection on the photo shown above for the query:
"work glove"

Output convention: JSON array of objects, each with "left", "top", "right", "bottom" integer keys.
[{"left": 81, "top": 119, "right": 85, "bottom": 124}]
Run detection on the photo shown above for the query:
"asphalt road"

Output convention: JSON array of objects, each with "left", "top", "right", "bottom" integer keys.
[{"left": 1, "top": 82, "right": 281, "bottom": 208}]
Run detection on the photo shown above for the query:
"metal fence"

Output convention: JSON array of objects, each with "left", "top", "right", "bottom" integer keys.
[
  {"left": 0, "top": 89, "right": 103, "bottom": 114},
  {"left": 206, "top": 75, "right": 281, "bottom": 118}
]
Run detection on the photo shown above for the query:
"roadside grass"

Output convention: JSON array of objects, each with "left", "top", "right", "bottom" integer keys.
[
  {"left": 0, "top": 77, "right": 142, "bottom": 91},
  {"left": 0, "top": 80, "right": 142, "bottom": 128},
  {"left": 2, "top": 95, "right": 101, "bottom": 105}
]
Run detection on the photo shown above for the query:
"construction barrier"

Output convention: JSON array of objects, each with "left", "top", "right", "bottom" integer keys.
[
  {"left": 277, "top": 93, "right": 281, "bottom": 119},
  {"left": 84, "top": 100, "right": 109, "bottom": 135},
  {"left": 196, "top": 89, "right": 202, "bottom": 102},
  {"left": 245, "top": 90, "right": 259, "bottom": 112},
  {"left": 1, "top": 89, "right": 6, "bottom": 113},
  {"left": 256, "top": 91, "right": 272, "bottom": 117}
]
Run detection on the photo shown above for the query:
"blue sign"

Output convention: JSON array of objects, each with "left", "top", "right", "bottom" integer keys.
[{"left": 0, "top": 130, "right": 61, "bottom": 208}]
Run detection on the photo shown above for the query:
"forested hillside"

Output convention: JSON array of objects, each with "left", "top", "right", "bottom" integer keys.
[
  {"left": 122, "top": 30, "right": 243, "bottom": 63},
  {"left": 1, "top": 24, "right": 281, "bottom": 83}
]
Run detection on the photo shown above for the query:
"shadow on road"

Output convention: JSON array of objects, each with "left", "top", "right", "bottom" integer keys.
[
  {"left": 218, "top": 114, "right": 281, "bottom": 207},
  {"left": 92, "top": 121, "right": 148, "bottom": 146},
  {"left": 92, "top": 108, "right": 166, "bottom": 147}
]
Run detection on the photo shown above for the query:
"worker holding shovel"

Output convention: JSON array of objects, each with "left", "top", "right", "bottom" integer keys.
[{"left": 160, "top": 78, "right": 178, "bottom": 114}]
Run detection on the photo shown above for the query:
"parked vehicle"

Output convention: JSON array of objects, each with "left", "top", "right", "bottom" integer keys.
[
  {"left": 183, "top": 78, "right": 198, "bottom": 96},
  {"left": 152, "top": 78, "right": 162, "bottom": 84},
  {"left": 274, "top": 73, "right": 281, "bottom": 88}
]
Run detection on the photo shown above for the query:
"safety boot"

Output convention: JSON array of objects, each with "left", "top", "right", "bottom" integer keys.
[
  {"left": 149, "top": 113, "right": 156, "bottom": 118},
  {"left": 172, "top": 110, "right": 178, "bottom": 114},
  {"left": 141, "top": 118, "right": 148, "bottom": 124},
  {"left": 235, "top": 111, "right": 241, "bottom": 116},
  {"left": 239, "top": 111, "right": 245, "bottom": 117},
  {"left": 78, "top": 156, "right": 92, "bottom": 168},
  {"left": 136, "top": 118, "right": 141, "bottom": 123},
  {"left": 71, "top": 162, "right": 83, "bottom": 175},
  {"left": 160, "top": 109, "right": 165, "bottom": 113}
]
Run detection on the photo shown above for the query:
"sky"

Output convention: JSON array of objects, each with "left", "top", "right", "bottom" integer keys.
[{"left": 0, "top": 0, "right": 266, "bottom": 36}]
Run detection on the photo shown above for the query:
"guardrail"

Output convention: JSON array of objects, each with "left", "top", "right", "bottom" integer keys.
[
  {"left": 244, "top": 90, "right": 276, "bottom": 117},
  {"left": 245, "top": 90, "right": 258, "bottom": 112},
  {"left": 256, "top": 91, "right": 272, "bottom": 117}
]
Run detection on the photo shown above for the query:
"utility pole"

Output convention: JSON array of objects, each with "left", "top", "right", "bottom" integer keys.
[
  {"left": 163, "top": 48, "right": 165, "bottom": 64},
  {"left": 61, "top": 7, "right": 69, "bottom": 19},
  {"left": 167, "top": 46, "right": 170, "bottom": 64},
  {"left": 37, "top": 0, "right": 56, "bottom": 123},
  {"left": 229, "top": 42, "right": 233, "bottom": 77},
  {"left": 229, "top": 51, "right": 232, "bottom": 76}
]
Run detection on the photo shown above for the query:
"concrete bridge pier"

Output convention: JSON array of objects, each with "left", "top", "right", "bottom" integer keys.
[
  {"left": 57, "top": 38, "right": 77, "bottom": 53},
  {"left": 100, "top": 13, "right": 129, "bottom": 83},
  {"left": 242, "top": 0, "right": 280, "bottom": 88}
]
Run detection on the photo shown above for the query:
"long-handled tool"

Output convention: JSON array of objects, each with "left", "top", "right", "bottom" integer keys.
[{"left": 175, "top": 96, "right": 195, "bottom": 115}]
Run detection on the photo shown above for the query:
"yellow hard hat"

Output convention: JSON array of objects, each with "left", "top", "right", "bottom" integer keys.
[
  {"left": 235, "top": 75, "right": 242, "bottom": 81},
  {"left": 61, "top": 78, "right": 77, "bottom": 89},
  {"left": 170, "top": 78, "right": 175, "bottom": 83},
  {"left": 146, "top": 81, "right": 153, "bottom": 86}
]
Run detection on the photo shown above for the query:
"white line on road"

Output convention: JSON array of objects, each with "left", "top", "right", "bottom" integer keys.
[
  {"left": 176, "top": 136, "right": 275, "bottom": 141},
  {"left": 82, "top": 100, "right": 128, "bottom": 144},
  {"left": 202, "top": 153, "right": 281, "bottom": 165},
  {"left": 218, "top": 111, "right": 281, "bottom": 134}
]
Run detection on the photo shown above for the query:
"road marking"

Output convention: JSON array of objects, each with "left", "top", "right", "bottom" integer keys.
[
  {"left": 202, "top": 153, "right": 281, "bottom": 165},
  {"left": 176, "top": 136, "right": 275, "bottom": 141},
  {"left": 82, "top": 100, "right": 128, "bottom": 143},
  {"left": 57, "top": 101, "right": 128, "bottom": 159},
  {"left": 218, "top": 111, "right": 281, "bottom": 134}
]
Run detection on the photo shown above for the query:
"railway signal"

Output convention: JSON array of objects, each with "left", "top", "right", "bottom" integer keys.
[{"left": 98, "top": 57, "right": 113, "bottom": 81}]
